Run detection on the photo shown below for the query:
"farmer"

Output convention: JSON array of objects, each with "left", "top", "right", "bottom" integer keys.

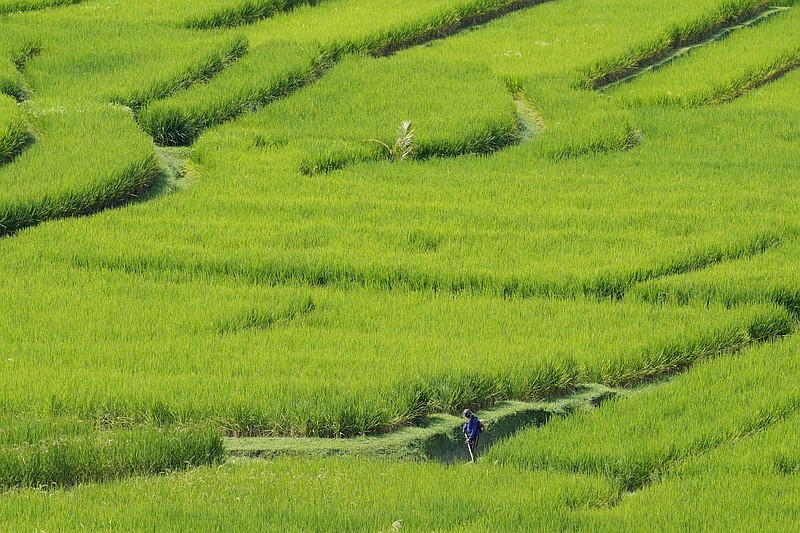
[{"left": 462, "top": 408, "right": 482, "bottom": 462}]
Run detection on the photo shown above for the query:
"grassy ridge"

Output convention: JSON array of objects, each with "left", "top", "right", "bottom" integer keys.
[
  {"left": 138, "top": 41, "right": 328, "bottom": 146},
  {"left": 583, "top": 414, "right": 800, "bottom": 530},
  {"left": 0, "top": 0, "right": 83, "bottom": 15},
  {"left": 582, "top": 0, "right": 771, "bottom": 89},
  {"left": 108, "top": 35, "right": 249, "bottom": 113},
  {"left": 184, "top": 0, "right": 326, "bottom": 29},
  {"left": 0, "top": 96, "right": 32, "bottom": 165},
  {"left": 488, "top": 334, "right": 800, "bottom": 491},
  {"left": 634, "top": 237, "right": 800, "bottom": 318},
  {"left": 0, "top": 57, "right": 27, "bottom": 101},
  {"left": 0, "top": 104, "right": 159, "bottom": 236}
]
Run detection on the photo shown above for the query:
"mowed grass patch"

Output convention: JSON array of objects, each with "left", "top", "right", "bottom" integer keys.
[
  {"left": 0, "top": 103, "right": 158, "bottom": 235},
  {"left": 0, "top": 256, "right": 789, "bottom": 437},
  {"left": 488, "top": 334, "right": 800, "bottom": 491}
]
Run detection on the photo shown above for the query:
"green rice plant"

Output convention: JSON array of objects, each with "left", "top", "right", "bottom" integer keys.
[
  {"left": 0, "top": 254, "right": 789, "bottom": 436},
  {"left": 183, "top": 0, "right": 326, "bottom": 29},
  {"left": 609, "top": 6, "right": 800, "bottom": 106},
  {"left": 0, "top": 7, "right": 252, "bottom": 105},
  {"left": 0, "top": 57, "right": 27, "bottom": 101},
  {"left": 0, "top": 103, "right": 159, "bottom": 235},
  {"left": 137, "top": 40, "right": 329, "bottom": 146},
  {"left": 488, "top": 333, "right": 800, "bottom": 491},
  {"left": 0, "top": 95, "right": 32, "bottom": 165}
]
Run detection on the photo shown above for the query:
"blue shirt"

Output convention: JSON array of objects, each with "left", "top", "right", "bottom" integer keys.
[{"left": 463, "top": 415, "right": 481, "bottom": 440}]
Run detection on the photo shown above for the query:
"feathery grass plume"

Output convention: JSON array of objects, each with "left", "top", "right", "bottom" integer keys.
[{"left": 368, "top": 120, "right": 416, "bottom": 162}]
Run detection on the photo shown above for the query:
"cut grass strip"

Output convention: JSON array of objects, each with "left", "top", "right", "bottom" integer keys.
[
  {"left": 226, "top": 385, "right": 617, "bottom": 461},
  {"left": 596, "top": 5, "right": 790, "bottom": 91},
  {"left": 608, "top": 5, "right": 800, "bottom": 105}
]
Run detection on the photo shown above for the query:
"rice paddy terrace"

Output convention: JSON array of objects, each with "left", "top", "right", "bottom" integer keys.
[{"left": 0, "top": 0, "right": 799, "bottom": 529}]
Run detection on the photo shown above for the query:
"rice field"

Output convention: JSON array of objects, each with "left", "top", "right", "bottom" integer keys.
[{"left": 0, "top": 0, "right": 798, "bottom": 529}]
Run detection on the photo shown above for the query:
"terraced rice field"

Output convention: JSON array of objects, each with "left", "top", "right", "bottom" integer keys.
[{"left": 0, "top": 0, "right": 798, "bottom": 529}]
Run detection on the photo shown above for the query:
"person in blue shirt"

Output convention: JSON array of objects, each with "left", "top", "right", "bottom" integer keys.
[{"left": 462, "top": 408, "right": 482, "bottom": 462}]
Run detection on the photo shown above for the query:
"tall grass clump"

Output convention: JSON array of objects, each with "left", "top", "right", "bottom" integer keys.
[
  {"left": 0, "top": 96, "right": 32, "bottom": 165},
  {"left": 0, "top": 58, "right": 27, "bottom": 102}
]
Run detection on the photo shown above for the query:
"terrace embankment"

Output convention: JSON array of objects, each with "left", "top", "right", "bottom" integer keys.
[{"left": 226, "top": 385, "right": 619, "bottom": 461}]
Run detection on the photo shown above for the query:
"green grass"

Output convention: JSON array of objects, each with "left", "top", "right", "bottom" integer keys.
[
  {"left": 0, "top": 420, "right": 224, "bottom": 490},
  {"left": 0, "top": 104, "right": 159, "bottom": 235},
  {"left": 0, "top": 0, "right": 798, "bottom": 525},
  {"left": 634, "top": 237, "right": 800, "bottom": 318},
  {"left": 0, "top": 256, "right": 788, "bottom": 436},
  {"left": 0, "top": 456, "right": 619, "bottom": 531},
  {"left": 0, "top": 95, "right": 31, "bottom": 164},
  {"left": 183, "top": 0, "right": 328, "bottom": 29},
  {"left": 609, "top": 5, "right": 800, "bottom": 106},
  {"left": 581, "top": 414, "right": 800, "bottom": 531},
  {"left": 0, "top": 0, "right": 83, "bottom": 14}
]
